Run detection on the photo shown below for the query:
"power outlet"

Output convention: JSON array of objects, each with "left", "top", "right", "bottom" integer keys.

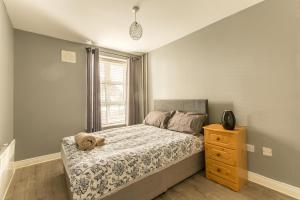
[
  {"left": 247, "top": 144, "right": 255, "bottom": 152},
  {"left": 262, "top": 147, "right": 272, "bottom": 156}
]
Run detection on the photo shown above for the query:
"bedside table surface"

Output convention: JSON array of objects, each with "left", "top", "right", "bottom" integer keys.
[{"left": 203, "top": 124, "right": 245, "bottom": 133}]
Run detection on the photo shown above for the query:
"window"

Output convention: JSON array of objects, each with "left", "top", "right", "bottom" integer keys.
[{"left": 100, "top": 56, "right": 127, "bottom": 127}]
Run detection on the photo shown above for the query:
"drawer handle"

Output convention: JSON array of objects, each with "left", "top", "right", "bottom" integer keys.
[
  {"left": 216, "top": 137, "right": 220, "bottom": 141},
  {"left": 216, "top": 153, "right": 221, "bottom": 157}
]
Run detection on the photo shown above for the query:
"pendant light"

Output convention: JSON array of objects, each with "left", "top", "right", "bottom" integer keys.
[{"left": 129, "top": 6, "right": 143, "bottom": 40}]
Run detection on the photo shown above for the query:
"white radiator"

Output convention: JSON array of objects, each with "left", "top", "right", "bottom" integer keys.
[{"left": 0, "top": 139, "right": 15, "bottom": 200}]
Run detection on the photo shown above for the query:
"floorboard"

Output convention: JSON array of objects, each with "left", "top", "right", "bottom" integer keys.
[{"left": 5, "top": 159, "right": 296, "bottom": 200}]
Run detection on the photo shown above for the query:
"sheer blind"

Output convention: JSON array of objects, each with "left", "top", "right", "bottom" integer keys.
[{"left": 100, "top": 56, "right": 127, "bottom": 127}]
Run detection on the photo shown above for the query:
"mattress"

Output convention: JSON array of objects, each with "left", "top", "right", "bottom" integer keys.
[{"left": 61, "top": 124, "right": 204, "bottom": 200}]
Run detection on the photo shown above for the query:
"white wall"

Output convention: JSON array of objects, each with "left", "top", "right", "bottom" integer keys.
[
  {"left": 0, "top": 3, "right": 14, "bottom": 197},
  {"left": 0, "top": 0, "right": 14, "bottom": 147}
]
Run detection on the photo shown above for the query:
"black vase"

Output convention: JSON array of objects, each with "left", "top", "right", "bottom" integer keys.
[{"left": 221, "top": 110, "right": 236, "bottom": 130}]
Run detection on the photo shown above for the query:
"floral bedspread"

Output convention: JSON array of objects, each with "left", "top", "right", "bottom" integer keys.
[{"left": 61, "top": 124, "right": 204, "bottom": 200}]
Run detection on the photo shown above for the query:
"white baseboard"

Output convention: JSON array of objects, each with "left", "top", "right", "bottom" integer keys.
[
  {"left": 14, "top": 152, "right": 61, "bottom": 169},
  {"left": 248, "top": 171, "right": 300, "bottom": 200}
]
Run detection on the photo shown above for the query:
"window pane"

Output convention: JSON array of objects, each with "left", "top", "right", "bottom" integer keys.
[
  {"left": 107, "top": 84, "right": 124, "bottom": 102},
  {"left": 111, "top": 64, "right": 125, "bottom": 82},
  {"left": 99, "top": 57, "right": 127, "bottom": 127},
  {"left": 100, "top": 63, "right": 105, "bottom": 81},
  {"left": 107, "top": 105, "right": 125, "bottom": 124},
  {"left": 101, "top": 106, "right": 107, "bottom": 125},
  {"left": 100, "top": 84, "right": 106, "bottom": 102}
]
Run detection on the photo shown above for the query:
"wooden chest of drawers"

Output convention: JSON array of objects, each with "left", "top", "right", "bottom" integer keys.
[{"left": 204, "top": 124, "right": 247, "bottom": 191}]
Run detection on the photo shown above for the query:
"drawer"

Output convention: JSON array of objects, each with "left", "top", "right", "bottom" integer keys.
[
  {"left": 205, "top": 129, "right": 238, "bottom": 149},
  {"left": 205, "top": 144, "right": 237, "bottom": 166},
  {"left": 206, "top": 158, "right": 238, "bottom": 183}
]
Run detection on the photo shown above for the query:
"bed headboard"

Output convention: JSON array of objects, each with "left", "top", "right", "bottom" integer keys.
[{"left": 153, "top": 99, "right": 209, "bottom": 124}]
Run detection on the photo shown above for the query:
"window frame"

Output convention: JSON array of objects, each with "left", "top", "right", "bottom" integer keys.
[{"left": 99, "top": 55, "right": 128, "bottom": 128}]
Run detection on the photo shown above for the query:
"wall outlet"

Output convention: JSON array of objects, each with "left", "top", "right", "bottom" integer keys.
[
  {"left": 61, "top": 50, "right": 76, "bottom": 63},
  {"left": 247, "top": 144, "right": 255, "bottom": 152},
  {"left": 262, "top": 147, "right": 272, "bottom": 156}
]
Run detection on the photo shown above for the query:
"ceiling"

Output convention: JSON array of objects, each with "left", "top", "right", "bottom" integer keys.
[{"left": 3, "top": 0, "right": 263, "bottom": 53}]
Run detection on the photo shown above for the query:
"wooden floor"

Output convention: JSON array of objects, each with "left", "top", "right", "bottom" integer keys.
[{"left": 5, "top": 159, "right": 296, "bottom": 200}]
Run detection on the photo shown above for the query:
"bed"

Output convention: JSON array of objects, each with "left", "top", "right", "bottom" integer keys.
[{"left": 62, "top": 99, "right": 209, "bottom": 200}]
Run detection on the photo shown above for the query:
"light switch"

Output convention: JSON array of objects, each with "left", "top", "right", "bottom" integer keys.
[
  {"left": 262, "top": 147, "right": 272, "bottom": 157},
  {"left": 61, "top": 50, "right": 76, "bottom": 63}
]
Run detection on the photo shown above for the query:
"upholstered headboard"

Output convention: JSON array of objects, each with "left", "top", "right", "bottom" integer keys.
[{"left": 153, "top": 99, "right": 209, "bottom": 125}]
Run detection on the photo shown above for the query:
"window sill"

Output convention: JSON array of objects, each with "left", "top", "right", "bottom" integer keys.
[{"left": 102, "top": 123, "right": 126, "bottom": 130}]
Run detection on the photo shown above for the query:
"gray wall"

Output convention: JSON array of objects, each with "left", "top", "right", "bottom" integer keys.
[
  {"left": 148, "top": 0, "right": 300, "bottom": 187},
  {"left": 0, "top": 1, "right": 14, "bottom": 147},
  {"left": 14, "top": 30, "right": 87, "bottom": 160},
  {"left": 14, "top": 30, "right": 133, "bottom": 160}
]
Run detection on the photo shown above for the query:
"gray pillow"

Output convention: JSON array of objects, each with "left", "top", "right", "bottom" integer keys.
[
  {"left": 144, "top": 111, "right": 173, "bottom": 128},
  {"left": 167, "top": 111, "right": 207, "bottom": 134}
]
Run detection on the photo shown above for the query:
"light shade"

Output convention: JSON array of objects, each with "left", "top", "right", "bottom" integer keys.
[{"left": 129, "top": 21, "right": 143, "bottom": 40}]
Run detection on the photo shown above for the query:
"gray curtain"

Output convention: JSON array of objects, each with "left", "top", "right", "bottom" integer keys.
[
  {"left": 86, "top": 47, "right": 101, "bottom": 132},
  {"left": 127, "top": 53, "right": 148, "bottom": 125},
  {"left": 142, "top": 53, "right": 148, "bottom": 116}
]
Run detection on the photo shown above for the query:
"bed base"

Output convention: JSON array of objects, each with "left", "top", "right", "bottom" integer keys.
[{"left": 64, "top": 152, "right": 204, "bottom": 200}]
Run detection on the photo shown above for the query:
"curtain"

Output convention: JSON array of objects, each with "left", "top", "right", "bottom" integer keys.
[
  {"left": 127, "top": 53, "right": 148, "bottom": 125},
  {"left": 86, "top": 47, "right": 101, "bottom": 133},
  {"left": 142, "top": 53, "right": 148, "bottom": 116}
]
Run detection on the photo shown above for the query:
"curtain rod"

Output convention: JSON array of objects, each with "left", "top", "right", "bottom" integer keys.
[
  {"left": 98, "top": 50, "right": 129, "bottom": 58},
  {"left": 86, "top": 46, "right": 142, "bottom": 59}
]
